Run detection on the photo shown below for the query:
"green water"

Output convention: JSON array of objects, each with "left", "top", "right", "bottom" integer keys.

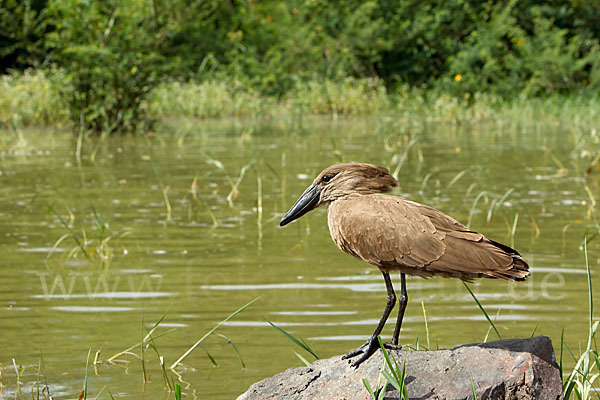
[{"left": 0, "top": 117, "right": 598, "bottom": 399}]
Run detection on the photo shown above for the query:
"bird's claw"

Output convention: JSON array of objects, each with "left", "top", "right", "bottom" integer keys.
[
  {"left": 383, "top": 342, "right": 403, "bottom": 351},
  {"left": 342, "top": 339, "right": 402, "bottom": 368},
  {"left": 341, "top": 342, "right": 368, "bottom": 360}
]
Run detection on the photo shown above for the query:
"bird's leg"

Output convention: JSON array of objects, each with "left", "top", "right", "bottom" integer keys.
[
  {"left": 390, "top": 273, "right": 407, "bottom": 348},
  {"left": 342, "top": 272, "right": 396, "bottom": 367}
]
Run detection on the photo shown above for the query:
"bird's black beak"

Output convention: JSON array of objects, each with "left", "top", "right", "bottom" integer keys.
[{"left": 280, "top": 185, "right": 321, "bottom": 227}]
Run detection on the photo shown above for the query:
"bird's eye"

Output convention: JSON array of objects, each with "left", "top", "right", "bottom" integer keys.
[{"left": 322, "top": 175, "right": 332, "bottom": 183}]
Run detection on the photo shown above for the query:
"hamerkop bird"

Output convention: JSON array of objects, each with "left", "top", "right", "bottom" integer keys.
[{"left": 280, "top": 163, "right": 530, "bottom": 367}]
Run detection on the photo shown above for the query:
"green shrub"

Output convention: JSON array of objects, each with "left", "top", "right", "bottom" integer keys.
[
  {"left": 0, "top": 0, "right": 50, "bottom": 72},
  {"left": 46, "top": 0, "right": 171, "bottom": 133},
  {"left": 0, "top": 69, "right": 66, "bottom": 126},
  {"left": 446, "top": 1, "right": 600, "bottom": 96}
]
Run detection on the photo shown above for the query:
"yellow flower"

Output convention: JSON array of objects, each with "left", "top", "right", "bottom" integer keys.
[
  {"left": 454, "top": 74, "right": 462, "bottom": 82},
  {"left": 516, "top": 39, "right": 523, "bottom": 46},
  {"left": 316, "top": 25, "right": 322, "bottom": 32}
]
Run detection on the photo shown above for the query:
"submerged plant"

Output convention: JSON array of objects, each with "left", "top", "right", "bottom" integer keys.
[{"left": 45, "top": 202, "right": 130, "bottom": 266}]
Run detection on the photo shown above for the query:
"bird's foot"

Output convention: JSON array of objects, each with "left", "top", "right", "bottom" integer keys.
[
  {"left": 341, "top": 339, "right": 402, "bottom": 368},
  {"left": 383, "top": 342, "right": 403, "bottom": 351}
]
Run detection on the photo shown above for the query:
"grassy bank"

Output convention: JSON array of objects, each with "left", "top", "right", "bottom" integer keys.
[{"left": 2, "top": 70, "right": 600, "bottom": 130}]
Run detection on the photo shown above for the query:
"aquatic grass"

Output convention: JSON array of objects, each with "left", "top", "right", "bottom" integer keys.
[
  {"left": 466, "top": 187, "right": 517, "bottom": 229},
  {"left": 560, "top": 327, "right": 566, "bottom": 377},
  {"left": 148, "top": 79, "right": 280, "bottom": 119},
  {"left": 388, "top": 138, "right": 420, "bottom": 179},
  {"left": 362, "top": 359, "right": 387, "bottom": 400},
  {"left": 530, "top": 321, "right": 541, "bottom": 338},
  {"left": 108, "top": 310, "right": 176, "bottom": 364},
  {"left": 563, "top": 237, "right": 600, "bottom": 400},
  {"left": 284, "top": 78, "right": 390, "bottom": 116},
  {"left": 467, "top": 191, "right": 489, "bottom": 229},
  {"left": 144, "top": 325, "right": 174, "bottom": 391},
  {"left": 509, "top": 212, "right": 519, "bottom": 248},
  {"left": 0, "top": 70, "right": 67, "bottom": 128},
  {"left": 264, "top": 318, "right": 319, "bottom": 364},
  {"left": 205, "top": 158, "right": 254, "bottom": 208},
  {"left": 169, "top": 297, "right": 259, "bottom": 369},
  {"left": 184, "top": 175, "right": 219, "bottom": 227},
  {"left": 151, "top": 164, "right": 173, "bottom": 222},
  {"left": 12, "top": 359, "right": 23, "bottom": 384},
  {"left": 257, "top": 174, "right": 263, "bottom": 250},
  {"left": 446, "top": 168, "right": 472, "bottom": 190},
  {"left": 215, "top": 333, "right": 247, "bottom": 369},
  {"left": 45, "top": 201, "right": 131, "bottom": 266},
  {"left": 469, "top": 369, "right": 478, "bottom": 400},
  {"left": 377, "top": 336, "right": 409, "bottom": 400},
  {"left": 482, "top": 308, "right": 502, "bottom": 343},
  {"left": 462, "top": 282, "right": 502, "bottom": 340},
  {"left": 78, "top": 349, "right": 91, "bottom": 400},
  {"left": 421, "top": 301, "right": 431, "bottom": 350},
  {"left": 485, "top": 188, "right": 514, "bottom": 225},
  {"left": 3, "top": 72, "right": 600, "bottom": 130}
]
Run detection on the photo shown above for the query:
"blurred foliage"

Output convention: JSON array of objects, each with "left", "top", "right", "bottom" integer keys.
[
  {"left": 1, "top": 0, "right": 600, "bottom": 133},
  {"left": 0, "top": 0, "right": 50, "bottom": 70},
  {"left": 44, "top": 0, "right": 173, "bottom": 133}
]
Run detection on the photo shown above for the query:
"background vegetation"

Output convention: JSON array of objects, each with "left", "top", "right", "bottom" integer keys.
[{"left": 1, "top": 0, "right": 600, "bottom": 132}]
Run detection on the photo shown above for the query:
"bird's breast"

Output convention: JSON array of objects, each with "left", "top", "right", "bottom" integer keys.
[{"left": 327, "top": 198, "right": 373, "bottom": 260}]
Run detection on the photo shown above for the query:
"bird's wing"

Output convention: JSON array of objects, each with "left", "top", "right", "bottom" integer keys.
[
  {"left": 328, "top": 195, "right": 528, "bottom": 281},
  {"left": 328, "top": 195, "right": 446, "bottom": 268},
  {"left": 406, "top": 200, "right": 520, "bottom": 276}
]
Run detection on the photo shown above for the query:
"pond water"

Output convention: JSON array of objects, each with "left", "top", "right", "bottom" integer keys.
[{"left": 0, "top": 117, "right": 598, "bottom": 399}]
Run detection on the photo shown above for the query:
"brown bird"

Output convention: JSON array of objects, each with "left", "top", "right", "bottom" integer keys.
[{"left": 280, "top": 163, "right": 530, "bottom": 367}]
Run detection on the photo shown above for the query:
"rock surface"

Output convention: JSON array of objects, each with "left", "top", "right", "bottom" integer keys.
[{"left": 237, "top": 336, "right": 562, "bottom": 400}]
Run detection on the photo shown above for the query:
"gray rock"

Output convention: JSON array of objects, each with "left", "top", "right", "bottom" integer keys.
[{"left": 237, "top": 336, "right": 562, "bottom": 400}]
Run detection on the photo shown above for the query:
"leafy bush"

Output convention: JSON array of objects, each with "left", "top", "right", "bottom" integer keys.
[
  {"left": 0, "top": 0, "right": 50, "bottom": 72},
  {"left": 446, "top": 1, "right": 600, "bottom": 96},
  {"left": 2, "top": 0, "right": 600, "bottom": 133},
  {"left": 0, "top": 69, "right": 66, "bottom": 126},
  {"left": 46, "top": 0, "right": 170, "bottom": 133}
]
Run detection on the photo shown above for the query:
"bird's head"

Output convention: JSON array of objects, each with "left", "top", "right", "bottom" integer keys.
[{"left": 279, "top": 163, "right": 398, "bottom": 226}]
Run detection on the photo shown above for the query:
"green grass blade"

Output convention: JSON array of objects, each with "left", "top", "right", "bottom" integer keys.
[
  {"left": 564, "top": 342, "right": 578, "bottom": 363},
  {"left": 400, "top": 361, "right": 409, "bottom": 400},
  {"left": 264, "top": 318, "right": 319, "bottom": 360},
  {"left": 216, "top": 333, "right": 246, "bottom": 368},
  {"left": 201, "top": 345, "right": 218, "bottom": 367},
  {"left": 563, "top": 380, "right": 576, "bottom": 400},
  {"left": 93, "top": 386, "right": 106, "bottom": 400},
  {"left": 36, "top": 357, "right": 41, "bottom": 400},
  {"left": 362, "top": 378, "right": 377, "bottom": 399},
  {"left": 83, "top": 349, "right": 91, "bottom": 400},
  {"left": 585, "top": 236, "right": 593, "bottom": 334},
  {"left": 463, "top": 282, "right": 502, "bottom": 340},
  {"left": 421, "top": 301, "right": 430, "bottom": 350},
  {"left": 175, "top": 384, "right": 182, "bottom": 400},
  {"left": 45, "top": 202, "right": 88, "bottom": 257},
  {"left": 530, "top": 321, "right": 540, "bottom": 338},
  {"left": 563, "top": 235, "right": 598, "bottom": 396},
  {"left": 170, "top": 297, "right": 259, "bottom": 369},
  {"left": 294, "top": 351, "right": 311, "bottom": 367},
  {"left": 469, "top": 369, "right": 478, "bottom": 400},
  {"left": 381, "top": 369, "right": 401, "bottom": 391},
  {"left": 377, "top": 336, "right": 400, "bottom": 383},
  {"left": 560, "top": 326, "right": 565, "bottom": 377}
]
